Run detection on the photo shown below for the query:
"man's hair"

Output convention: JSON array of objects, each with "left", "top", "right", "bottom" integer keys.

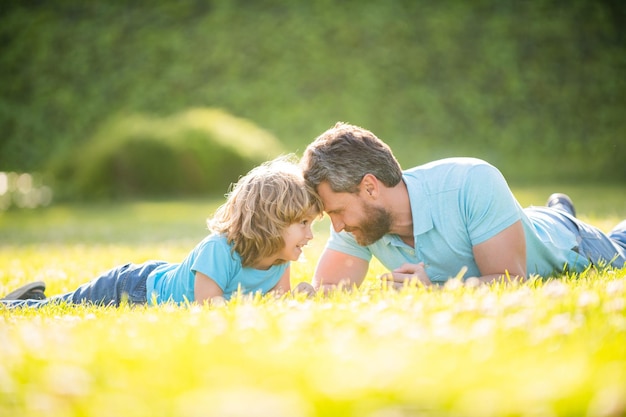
[
  {"left": 300, "top": 122, "right": 403, "bottom": 193},
  {"left": 208, "top": 155, "right": 323, "bottom": 267}
]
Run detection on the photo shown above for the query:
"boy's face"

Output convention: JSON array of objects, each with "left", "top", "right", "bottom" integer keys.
[{"left": 277, "top": 215, "right": 316, "bottom": 262}]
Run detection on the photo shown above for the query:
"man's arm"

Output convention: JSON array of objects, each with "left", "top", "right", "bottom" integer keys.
[
  {"left": 472, "top": 220, "right": 527, "bottom": 283},
  {"left": 312, "top": 248, "right": 370, "bottom": 290},
  {"left": 381, "top": 221, "right": 527, "bottom": 287}
]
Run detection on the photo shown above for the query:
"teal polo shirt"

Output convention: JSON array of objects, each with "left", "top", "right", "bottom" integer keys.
[
  {"left": 146, "top": 234, "right": 288, "bottom": 304},
  {"left": 326, "top": 158, "right": 589, "bottom": 282}
]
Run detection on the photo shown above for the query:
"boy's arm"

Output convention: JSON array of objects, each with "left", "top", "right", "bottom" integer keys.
[
  {"left": 313, "top": 248, "right": 370, "bottom": 291},
  {"left": 194, "top": 271, "right": 225, "bottom": 305},
  {"left": 269, "top": 265, "right": 291, "bottom": 295}
]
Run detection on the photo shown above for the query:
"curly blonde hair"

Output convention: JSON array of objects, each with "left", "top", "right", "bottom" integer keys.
[{"left": 208, "top": 155, "right": 323, "bottom": 268}]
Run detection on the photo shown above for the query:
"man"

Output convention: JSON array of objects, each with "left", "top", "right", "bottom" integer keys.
[{"left": 300, "top": 122, "right": 626, "bottom": 290}]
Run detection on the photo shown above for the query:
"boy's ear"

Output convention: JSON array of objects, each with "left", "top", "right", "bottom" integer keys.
[{"left": 360, "top": 174, "right": 379, "bottom": 199}]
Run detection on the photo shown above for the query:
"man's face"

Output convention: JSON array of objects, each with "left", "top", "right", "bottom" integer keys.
[{"left": 317, "top": 181, "right": 392, "bottom": 246}]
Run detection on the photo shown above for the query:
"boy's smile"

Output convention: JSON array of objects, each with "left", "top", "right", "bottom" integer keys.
[{"left": 278, "top": 216, "right": 316, "bottom": 262}]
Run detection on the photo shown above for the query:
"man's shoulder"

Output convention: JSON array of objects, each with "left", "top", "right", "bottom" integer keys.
[
  {"left": 405, "top": 157, "right": 492, "bottom": 174},
  {"left": 403, "top": 157, "right": 498, "bottom": 192}
]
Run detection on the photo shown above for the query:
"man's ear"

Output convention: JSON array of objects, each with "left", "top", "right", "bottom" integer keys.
[{"left": 360, "top": 173, "right": 379, "bottom": 198}]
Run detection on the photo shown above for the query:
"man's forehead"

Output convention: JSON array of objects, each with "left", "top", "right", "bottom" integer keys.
[
  {"left": 317, "top": 182, "right": 348, "bottom": 212},
  {"left": 317, "top": 182, "right": 342, "bottom": 197}
]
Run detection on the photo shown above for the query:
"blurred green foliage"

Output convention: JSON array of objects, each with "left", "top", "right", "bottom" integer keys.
[
  {"left": 1, "top": 0, "right": 624, "bottom": 187},
  {"left": 48, "top": 108, "right": 284, "bottom": 200}
]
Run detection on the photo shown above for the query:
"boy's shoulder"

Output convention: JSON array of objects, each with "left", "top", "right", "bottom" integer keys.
[
  {"left": 195, "top": 233, "right": 235, "bottom": 255},
  {"left": 200, "top": 233, "right": 228, "bottom": 244},
  {"left": 191, "top": 233, "right": 242, "bottom": 270}
]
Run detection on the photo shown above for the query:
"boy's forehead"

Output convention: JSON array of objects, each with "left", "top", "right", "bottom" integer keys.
[{"left": 305, "top": 207, "right": 320, "bottom": 218}]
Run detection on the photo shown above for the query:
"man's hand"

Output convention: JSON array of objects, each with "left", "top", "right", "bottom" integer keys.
[{"left": 380, "top": 262, "right": 432, "bottom": 289}]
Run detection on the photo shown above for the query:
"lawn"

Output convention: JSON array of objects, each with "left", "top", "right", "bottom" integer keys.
[{"left": 1, "top": 184, "right": 625, "bottom": 417}]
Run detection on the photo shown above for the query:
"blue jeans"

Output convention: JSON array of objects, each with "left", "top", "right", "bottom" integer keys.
[
  {"left": 554, "top": 211, "right": 626, "bottom": 268},
  {"left": 1, "top": 261, "right": 166, "bottom": 308}
]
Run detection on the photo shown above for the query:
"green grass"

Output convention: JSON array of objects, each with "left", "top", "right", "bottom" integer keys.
[{"left": 1, "top": 185, "right": 625, "bottom": 417}]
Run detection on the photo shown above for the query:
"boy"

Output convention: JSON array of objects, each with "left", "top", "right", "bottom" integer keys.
[{"left": 2, "top": 156, "right": 322, "bottom": 307}]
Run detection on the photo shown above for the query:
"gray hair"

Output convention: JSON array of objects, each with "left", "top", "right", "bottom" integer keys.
[{"left": 301, "top": 122, "right": 403, "bottom": 193}]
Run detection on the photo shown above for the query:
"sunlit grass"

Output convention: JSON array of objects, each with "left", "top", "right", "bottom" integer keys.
[
  {"left": 1, "top": 185, "right": 625, "bottom": 416},
  {"left": 2, "top": 270, "right": 625, "bottom": 417}
]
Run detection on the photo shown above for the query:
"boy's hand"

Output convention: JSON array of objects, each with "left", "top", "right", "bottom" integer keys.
[
  {"left": 292, "top": 282, "right": 317, "bottom": 298},
  {"left": 209, "top": 295, "right": 227, "bottom": 306}
]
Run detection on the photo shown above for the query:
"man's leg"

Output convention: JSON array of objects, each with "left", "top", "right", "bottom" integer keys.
[
  {"left": 574, "top": 219, "right": 626, "bottom": 269},
  {"left": 608, "top": 220, "right": 626, "bottom": 251},
  {"left": 546, "top": 194, "right": 626, "bottom": 269},
  {"left": 547, "top": 193, "right": 576, "bottom": 217}
]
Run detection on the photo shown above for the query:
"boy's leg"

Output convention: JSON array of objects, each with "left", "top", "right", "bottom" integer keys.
[
  {"left": 1, "top": 281, "right": 46, "bottom": 300},
  {"left": 63, "top": 261, "right": 166, "bottom": 306},
  {"left": 1, "top": 282, "right": 48, "bottom": 308},
  {"left": 1, "top": 261, "right": 166, "bottom": 309}
]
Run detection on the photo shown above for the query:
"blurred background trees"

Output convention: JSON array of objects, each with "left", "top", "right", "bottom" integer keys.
[{"left": 1, "top": 0, "right": 624, "bottom": 202}]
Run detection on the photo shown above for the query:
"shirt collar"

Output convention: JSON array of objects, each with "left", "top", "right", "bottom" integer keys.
[
  {"left": 403, "top": 173, "right": 434, "bottom": 237},
  {"left": 374, "top": 174, "right": 433, "bottom": 248}
]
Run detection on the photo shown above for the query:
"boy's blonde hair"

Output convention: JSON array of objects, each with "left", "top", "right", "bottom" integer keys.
[{"left": 208, "top": 155, "right": 323, "bottom": 268}]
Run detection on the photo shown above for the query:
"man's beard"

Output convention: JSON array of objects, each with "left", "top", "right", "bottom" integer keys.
[{"left": 346, "top": 201, "right": 392, "bottom": 246}]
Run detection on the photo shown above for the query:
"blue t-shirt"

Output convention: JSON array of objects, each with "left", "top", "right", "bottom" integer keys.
[
  {"left": 146, "top": 234, "right": 288, "bottom": 304},
  {"left": 326, "top": 158, "right": 590, "bottom": 282}
]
